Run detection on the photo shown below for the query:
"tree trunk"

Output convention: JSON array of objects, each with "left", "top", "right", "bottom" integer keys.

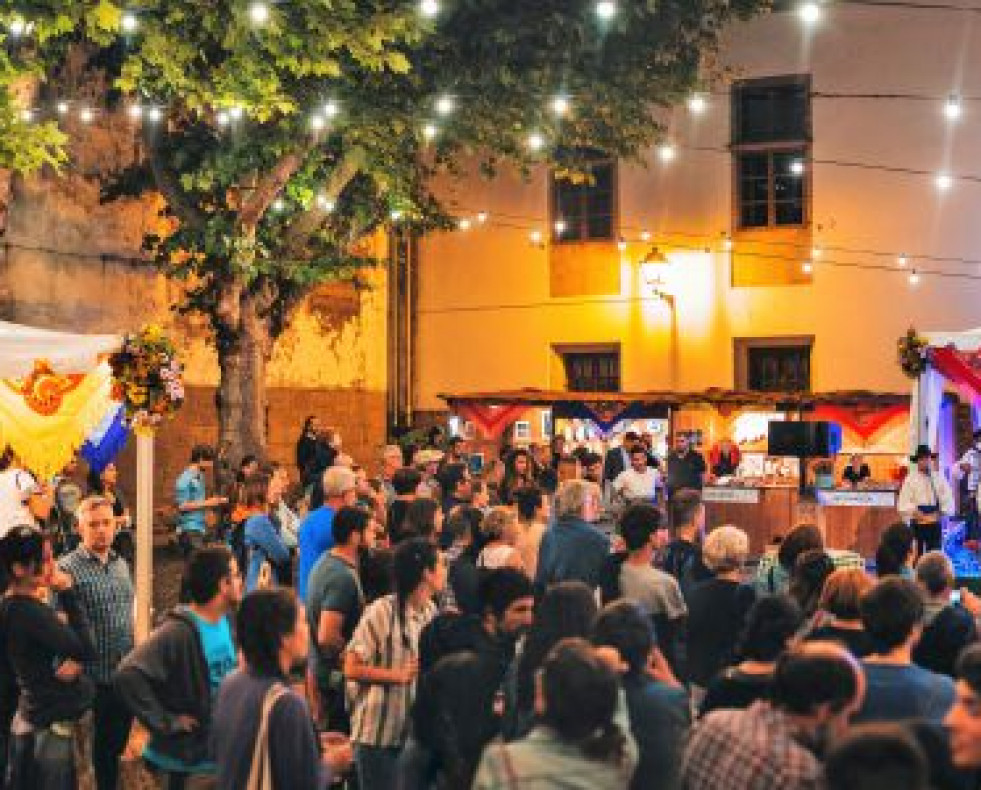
[{"left": 216, "top": 292, "right": 273, "bottom": 475}]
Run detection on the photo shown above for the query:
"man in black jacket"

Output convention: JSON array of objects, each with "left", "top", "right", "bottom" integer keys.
[{"left": 115, "top": 547, "right": 242, "bottom": 788}]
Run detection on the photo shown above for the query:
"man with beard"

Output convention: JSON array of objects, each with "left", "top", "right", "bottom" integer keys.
[{"left": 681, "top": 642, "right": 865, "bottom": 790}]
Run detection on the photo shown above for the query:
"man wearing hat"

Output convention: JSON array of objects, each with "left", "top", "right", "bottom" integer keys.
[
  {"left": 899, "top": 445, "right": 955, "bottom": 556},
  {"left": 952, "top": 429, "right": 981, "bottom": 542}
]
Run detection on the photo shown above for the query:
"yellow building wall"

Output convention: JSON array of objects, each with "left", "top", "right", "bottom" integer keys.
[{"left": 416, "top": 6, "right": 981, "bottom": 412}]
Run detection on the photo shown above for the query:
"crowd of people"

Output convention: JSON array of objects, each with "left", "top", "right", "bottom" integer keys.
[{"left": 4, "top": 420, "right": 981, "bottom": 789}]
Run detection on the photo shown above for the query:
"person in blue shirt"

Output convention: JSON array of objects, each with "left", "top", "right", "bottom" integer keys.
[
  {"left": 297, "top": 466, "right": 358, "bottom": 601},
  {"left": 535, "top": 479, "right": 610, "bottom": 597},
  {"left": 115, "top": 547, "right": 243, "bottom": 786},
  {"left": 243, "top": 470, "right": 292, "bottom": 592},
  {"left": 175, "top": 445, "right": 227, "bottom": 557}
]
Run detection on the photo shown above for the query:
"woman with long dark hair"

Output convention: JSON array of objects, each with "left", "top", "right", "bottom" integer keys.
[
  {"left": 242, "top": 470, "right": 292, "bottom": 591},
  {"left": 503, "top": 581, "right": 599, "bottom": 740},
  {"left": 499, "top": 448, "right": 537, "bottom": 506},
  {"left": 398, "top": 652, "right": 500, "bottom": 789},
  {"left": 476, "top": 638, "right": 637, "bottom": 789},
  {"left": 344, "top": 538, "right": 444, "bottom": 788}
]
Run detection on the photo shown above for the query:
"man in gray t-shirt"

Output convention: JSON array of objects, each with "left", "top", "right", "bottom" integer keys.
[{"left": 305, "top": 507, "right": 369, "bottom": 730}]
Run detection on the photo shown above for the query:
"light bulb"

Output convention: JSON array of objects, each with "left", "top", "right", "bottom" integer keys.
[
  {"left": 476, "top": 212, "right": 488, "bottom": 224},
  {"left": 551, "top": 95, "right": 570, "bottom": 117},
  {"left": 217, "top": 112, "right": 231, "bottom": 127},
  {"left": 422, "top": 123, "right": 438, "bottom": 141},
  {"left": 79, "top": 107, "right": 94, "bottom": 124},
  {"left": 419, "top": 0, "right": 439, "bottom": 18},
  {"left": 529, "top": 230, "right": 544, "bottom": 245},
  {"left": 897, "top": 254, "right": 908, "bottom": 268},
  {"left": 802, "top": 260, "right": 813, "bottom": 274},
  {"left": 527, "top": 132, "right": 545, "bottom": 152},
  {"left": 56, "top": 101, "right": 69, "bottom": 115},
  {"left": 271, "top": 198, "right": 285, "bottom": 212},
  {"left": 798, "top": 2, "right": 821, "bottom": 24},
  {"left": 812, "top": 246, "right": 823, "bottom": 259},
  {"left": 657, "top": 143, "right": 676, "bottom": 163},
  {"left": 435, "top": 95, "right": 454, "bottom": 116},
  {"left": 617, "top": 237, "right": 628, "bottom": 252},
  {"left": 596, "top": 1, "right": 617, "bottom": 21},
  {"left": 317, "top": 195, "right": 336, "bottom": 212},
  {"left": 790, "top": 159, "right": 805, "bottom": 176},
  {"left": 127, "top": 104, "right": 143, "bottom": 120},
  {"left": 458, "top": 218, "right": 472, "bottom": 231},
  {"left": 249, "top": 2, "right": 270, "bottom": 26},
  {"left": 322, "top": 100, "right": 339, "bottom": 119},
  {"left": 390, "top": 209, "right": 403, "bottom": 221},
  {"left": 121, "top": 12, "right": 138, "bottom": 33},
  {"left": 554, "top": 219, "right": 567, "bottom": 235},
  {"left": 147, "top": 106, "right": 162, "bottom": 123},
  {"left": 909, "top": 270, "right": 921, "bottom": 286},
  {"left": 687, "top": 94, "right": 707, "bottom": 114},
  {"left": 8, "top": 17, "right": 27, "bottom": 36},
  {"left": 640, "top": 231, "right": 652, "bottom": 242},
  {"left": 944, "top": 94, "right": 962, "bottom": 120},
  {"left": 310, "top": 114, "right": 326, "bottom": 132},
  {"left": 936, "top": 173, "right": 953, "bottom": 191}
]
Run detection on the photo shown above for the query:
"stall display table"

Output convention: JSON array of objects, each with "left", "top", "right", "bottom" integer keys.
[
  {"left": 702, "top": 485, "right": 797, "bottom": 555},
  {"left": 816, "top": 488, "right": 900, "bottom": 558}
]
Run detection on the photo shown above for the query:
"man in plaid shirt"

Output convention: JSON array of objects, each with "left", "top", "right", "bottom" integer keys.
[
  {"left": 681, "top": 643, "right": 865, "bottom": 790},
  {"left": 59, "top": 495, "right": 134, "bottom": 790}
]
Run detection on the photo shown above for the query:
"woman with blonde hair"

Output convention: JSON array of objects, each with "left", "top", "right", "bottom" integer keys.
[
  {"left": 805, "top": 567, "right": 875, "bottom": 657},
  {"left": 476, "top": 507, "right": 525, "bottom": 572}
]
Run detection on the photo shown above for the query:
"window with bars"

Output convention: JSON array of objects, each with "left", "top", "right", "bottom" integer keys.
[
  {"left": 732, "top": 77, "right": 811, "bottom": 230},
  {"left": 746, "top": 345, "right": 812, "bottom": 393},
  {"left": 551, "top": 160, "right": 616, "bottom": 243},
  {"left": 563, "top": 351, "right": 621, "bottom": 392}
]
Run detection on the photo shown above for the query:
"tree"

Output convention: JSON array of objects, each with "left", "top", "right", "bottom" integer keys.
[{"left": 89, "top": 0, "right": 767, "bottom": 463}]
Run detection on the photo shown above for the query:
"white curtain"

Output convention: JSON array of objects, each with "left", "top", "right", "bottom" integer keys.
[{"left": 910, "top": 368, "right": 945, "bottom": 455}]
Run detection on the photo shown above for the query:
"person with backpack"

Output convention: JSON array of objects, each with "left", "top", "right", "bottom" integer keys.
[{"left": 211, "top": 588, "right": 352, "bottom": 789}]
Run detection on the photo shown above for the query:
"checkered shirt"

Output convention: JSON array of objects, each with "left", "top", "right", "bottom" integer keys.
[
  {"left": 680, "top": 702, "right": 823, "bottom": 790},
  {"left": 58, "top": 546, "right": 134, "bottom": 684}
]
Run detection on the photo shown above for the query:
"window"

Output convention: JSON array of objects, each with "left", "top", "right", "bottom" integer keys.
[
  {"left": 563, "top": 350, "right": 620, "bottom": 392},
  {"left": 732, "top": 77, "right": 811, "bottom": 230},
  {"left": 735, "top": 337, "right": 813, "bottom": 393},
  {"left": 551, "top": 159, "right": 616, "bottom": 242}
]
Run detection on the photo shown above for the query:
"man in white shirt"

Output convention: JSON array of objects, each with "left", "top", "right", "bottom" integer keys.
[
  {"left": 613, "top": 445, "right": 660, "bottom": 506},
  {"left": 899, "top": 445, "right": 955, "bottom": 557},
  {"left": 952, "top": 429, "right": 981, "bottom": 541}
]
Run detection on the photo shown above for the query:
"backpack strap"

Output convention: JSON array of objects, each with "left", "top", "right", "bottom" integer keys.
[{"left": 246, "top": 683, "right": 290, "bottom": 790}]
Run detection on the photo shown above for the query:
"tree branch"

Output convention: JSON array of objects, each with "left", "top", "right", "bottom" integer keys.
[
  {"left": 142, "top": 126, "right": 207, "bottom": 230},
  {"left": 237, "top": 140, "right": 317, "bottom": 229},
  {"left": 281, "top": 147, "right": 365, "bottom": 258}
]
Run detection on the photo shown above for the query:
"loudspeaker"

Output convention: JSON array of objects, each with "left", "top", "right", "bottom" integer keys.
[{"left": 767, "top": 421, "right": 842, "bottom": 457}]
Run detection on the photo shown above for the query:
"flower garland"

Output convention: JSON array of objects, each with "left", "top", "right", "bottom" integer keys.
[
  {"left": 898, "top": 327, "right": 929, "bottom": 380},
  {"left": 109, "top": 324, "right": 184, "bottom": 426}
]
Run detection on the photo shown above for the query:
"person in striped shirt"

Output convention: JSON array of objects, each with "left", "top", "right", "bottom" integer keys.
[{"left": 343, "top": 538, "right": 444, "bottom": 788}]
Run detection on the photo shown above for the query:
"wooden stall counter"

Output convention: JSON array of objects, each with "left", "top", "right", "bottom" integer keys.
[
  {"left": 702, "top": 485, "right": 798, "bottom": 556},
  {"left": 816, "top": 488, "right": 900, "bottom": 559}
]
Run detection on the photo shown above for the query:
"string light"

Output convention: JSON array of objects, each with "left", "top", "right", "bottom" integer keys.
[
  {"left": 322, "top": 100, "right": 339, "bottom": 119},
  {"left": 390, "top": 209, "right": 403, "bottom": 221},
  {"left": 317, "top": 195, "right": 336, "bottom": 212},
  {"left": 944, "top": 94, "right": 962, "bottom": 120},
  {"left": 229, "top": 105, "right": 244, "bottom": 121},
  {"left": 147, "top": 106, "right": 163, "bottom": 123},
  {"left": 798, "top": 2, "right": 822, "bottom": 24},
  {"left": 640, "top": 230, "right": 652, "bottom": 242},
  {"left": 419, "top": 0, "right": 439, "bottom": 18},
  {"left": 722, "top": 234, "right": 734, "bottom": 252},
  {"left": 79, "top": 107, "right": 94, "bottom": 124},
  {"left": 435, "top": 95, "right": 454, "bottom": 116},
  {"left": 554, "top": 219, "right": 567, "bottom": 235},
  {"left": 657, "top": 143, "right": 676, "bottom": 163},
  {"left": 551, "top": 95, "right": 571, "bottom": 117},
  {"left": 127, "top": 104, "right": 143, "bottom": 120},
  {"left": 527, "top": 132, "right": 545, "bottom": 152},
  {"left": 898, "top": 253, "right": 909, "bottom": 268},
  {"left": 19, "top": 109, "right": 32, "bottom": 122},
  {"left": 529, "top": 230, "right": 544, "bottom": 245},
  {"left": 790, "top": 159, "right": 805, "bottom": 176},
  {"left": 422, "top": 123, "right": 438, "bottom": 141},
  {"left": 56, "top": 101, "right": 69, "bottom": 115},
  {"left": 458, "top": 218, "right": 472, "bottom": 231},
  {"left": 120, "top": 12, "right": 139, "bottom": 33},
  {"left": 310, "top": 114, "right": 326, "bottom": 131},
  {"left": 936, "top": 172, "right": 953, "bottom": 191},
  {"left": 476, "top": 212, "right": 489, "bottom": 224},
  {"left": 802, "top": 260, "right": 813, "bottom": 274},
  {"left": 8, "top": 17, "right": 28, "bottom": 37},
  {"left": 617, "top": 237, "right": 628, "bottom": 252},
  {"left": 596, "top": 1, "right": 617, "bottom": 20},
  {"left": 271, "top": 198, "right": 285, "bottom": 212},
  {"left": 687, "top": 94, "right": 707, "bottom": 114},
  {"left": 812, "top": 246, "right": 823, "bottom": 259},
  {"left": 909, "top": 270, "right": 921, "bottom": 286},
  {"left": 217, "top": 111, "right": 231, "bottom": 127},
  {"left": 249, "top": 2, "right": 270, "bottom": 26}
]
